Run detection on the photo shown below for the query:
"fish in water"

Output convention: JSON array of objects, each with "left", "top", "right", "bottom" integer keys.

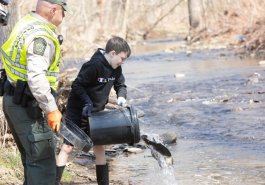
[{"left": 141, "top": 135, "right": 173, "bottom": 168}]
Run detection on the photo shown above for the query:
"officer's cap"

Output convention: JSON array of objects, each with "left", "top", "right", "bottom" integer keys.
[{"left": 44, "top": 0, "right": 68, "bottom": 12}]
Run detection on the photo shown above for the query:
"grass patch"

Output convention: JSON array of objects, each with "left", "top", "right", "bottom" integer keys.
[
  {"left": 0, "top": 147, "right": 23, "bottom": 183},
  {"left": 0, "top": 148, "right": 22, "bottom": 168},
  {"left": 62, "top": 169, "right": 73, "bottom": 182}
]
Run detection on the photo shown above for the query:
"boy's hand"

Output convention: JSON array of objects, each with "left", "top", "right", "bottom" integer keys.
[
  {"left": 117, "top": 97, "right": 127, "bottom": 107},
  {"left": 82, "top": 103, "right": 92, "bottom": 118}
]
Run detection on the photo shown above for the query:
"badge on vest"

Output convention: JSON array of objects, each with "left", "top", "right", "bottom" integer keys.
[{"left": 33, "top": 37, "right": 47, "bottom": 56}]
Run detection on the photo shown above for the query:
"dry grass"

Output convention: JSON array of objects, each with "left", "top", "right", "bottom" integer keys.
[
  {"left": 0, "top": 98, "right": 12, "bottom": 148},
  {"left": 190, "top": 0, "right": 265, "bottom": 54},
  {"left": 0, "top": 147, "right": 23, "bottom": 185}
]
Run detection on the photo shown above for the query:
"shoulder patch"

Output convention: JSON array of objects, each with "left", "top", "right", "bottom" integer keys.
[{"left": 33, "top": 38, "right": 47, "bottom": 56}]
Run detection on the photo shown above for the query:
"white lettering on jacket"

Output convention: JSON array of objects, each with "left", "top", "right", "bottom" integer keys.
[{"left": 97, "top": 77, "right": 115, "bottom": 83}]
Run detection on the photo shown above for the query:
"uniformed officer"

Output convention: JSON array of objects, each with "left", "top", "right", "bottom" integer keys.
[
  {"left": 0, "top": 0, "right": 68, "bottom": 184},
  {"left": 56, "top": 36, "right": 131, "bottom": 185}
]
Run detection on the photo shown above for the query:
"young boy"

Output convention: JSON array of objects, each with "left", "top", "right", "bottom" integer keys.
[{"left": 56, "top": 36, "right": 131, "bottom": 185}]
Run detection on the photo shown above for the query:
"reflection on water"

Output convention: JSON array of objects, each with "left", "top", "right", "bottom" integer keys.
[{"left": 118, "top": 48, "right": 265, "bottom": 185}]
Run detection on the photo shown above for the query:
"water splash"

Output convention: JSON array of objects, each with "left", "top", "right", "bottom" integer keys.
[
  {"left": 161, "top": 165, "right": 178, "bottom": 185},
  {"left": 142, "top": 133, "right": 178, "bottom": 185}
]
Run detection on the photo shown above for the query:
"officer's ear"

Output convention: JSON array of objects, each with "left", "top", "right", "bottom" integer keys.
[{"left": 48, "top": 5, "right": 57, "bottom": 17}]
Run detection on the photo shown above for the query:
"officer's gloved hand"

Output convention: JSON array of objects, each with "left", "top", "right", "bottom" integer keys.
[
  {"left": 117, "top": 97, "right": 127, "bottom": 107},
  {"left": 47, "top": 109, "right": 62, "bottom": 133},
  {"left": 82, "top": 103, "right": 92, "bottom": 119}
]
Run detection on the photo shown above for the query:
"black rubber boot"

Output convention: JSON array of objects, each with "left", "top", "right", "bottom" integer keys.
[
  {"left": 55, "top": 166, "right": 65, "bottom": 185},
  {"left": 96, "top": 164, "right": 109, "bottom": 185}
]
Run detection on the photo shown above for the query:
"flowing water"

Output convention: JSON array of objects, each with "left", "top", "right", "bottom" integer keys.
[
  {"left": 111, "top": 46, "right": 265, "bottom": 185},
  {"left": 63, "top": 43, "right": 265, "bottom": 185}
]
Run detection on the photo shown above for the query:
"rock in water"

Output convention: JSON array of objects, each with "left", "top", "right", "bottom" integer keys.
[{"left": 160, "top": 132, "right": 177, "bottom": 144}]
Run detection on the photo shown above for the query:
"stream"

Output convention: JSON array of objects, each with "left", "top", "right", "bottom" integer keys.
[
  {"left": 112, "top": 45, "right": 265, "bottom": 185},
  {"left": 63, "top": 42, "right": 265, "bottom": 185}
]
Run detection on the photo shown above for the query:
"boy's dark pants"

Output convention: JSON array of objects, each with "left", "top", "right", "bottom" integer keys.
[{"left": 3, "top": 94, "right": 56, "bottom": 185}]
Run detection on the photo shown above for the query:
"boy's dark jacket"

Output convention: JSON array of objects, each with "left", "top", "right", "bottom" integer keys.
[{"left": 66, "top": 48, "right": 127, "bottom": 118}]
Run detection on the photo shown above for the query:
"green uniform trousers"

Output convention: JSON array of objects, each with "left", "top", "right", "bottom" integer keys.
[{"left": 3, "top": 94, "right": 56, "bottom": 185}]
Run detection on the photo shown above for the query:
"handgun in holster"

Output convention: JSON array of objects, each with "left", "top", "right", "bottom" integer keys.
[
  {"left": 22, "top": 84, "right": 42, "bottom": 119},
  {"left": 13, "top": 80, "right": 27, "bottom": 104},
  {"left": 21, "top": 85, "right": 32, "bottom": 107}
]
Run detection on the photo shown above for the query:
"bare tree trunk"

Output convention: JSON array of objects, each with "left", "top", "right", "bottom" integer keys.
[
  {"left": 0, "top": 1, "right": 19, "bottom": 47},
  {"left": 0, "top": 27, "right": 3, "bottom": 48},
  {"left": 187, "top": 0, "right": 203, "bottom": 29},
  {"left": 0, "top": 2, "right": 19, "bottom": 145},
  {"left": 187, "top": 0, "right": 203, "bottom": 51},
  {"left": 143, "top": 0, "right": 184, "bottom": 39},
  {"left": 121, "top": 0, "right": 130, "bottom": 38}
]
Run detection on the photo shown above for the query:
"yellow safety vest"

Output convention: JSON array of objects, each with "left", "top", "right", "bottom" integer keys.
[{"left": 1, "top": 14, "right": 62, "bottom": 91}]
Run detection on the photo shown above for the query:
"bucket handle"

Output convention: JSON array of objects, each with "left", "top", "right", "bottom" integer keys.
[{"left": 119, "top": 106, "right": 135, "bottom": 137}]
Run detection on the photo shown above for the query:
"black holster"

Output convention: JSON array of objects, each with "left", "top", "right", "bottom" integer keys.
[
  {"left": 13, "top": 80, "right": 27, "bottom": 104},
  {"left": 12, "top": 80, "right": 42, "bottom": 119},
  {"left": 23, "top": 84, "right": 42, "bottom": 119}
]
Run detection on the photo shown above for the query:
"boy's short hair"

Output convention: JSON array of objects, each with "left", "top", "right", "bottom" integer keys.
[{"left": 105, "top": 36, "right": 131, "bottom": 57}]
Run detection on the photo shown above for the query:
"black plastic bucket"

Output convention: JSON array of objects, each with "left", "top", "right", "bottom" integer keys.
[{"left": 88, "top": 106, "right": 140, "bottom": 145}]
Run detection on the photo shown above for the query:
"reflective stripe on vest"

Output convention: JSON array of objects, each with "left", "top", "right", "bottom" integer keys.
[{"left": 1, "top": 14, "right": 61, "bottom": 91}]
